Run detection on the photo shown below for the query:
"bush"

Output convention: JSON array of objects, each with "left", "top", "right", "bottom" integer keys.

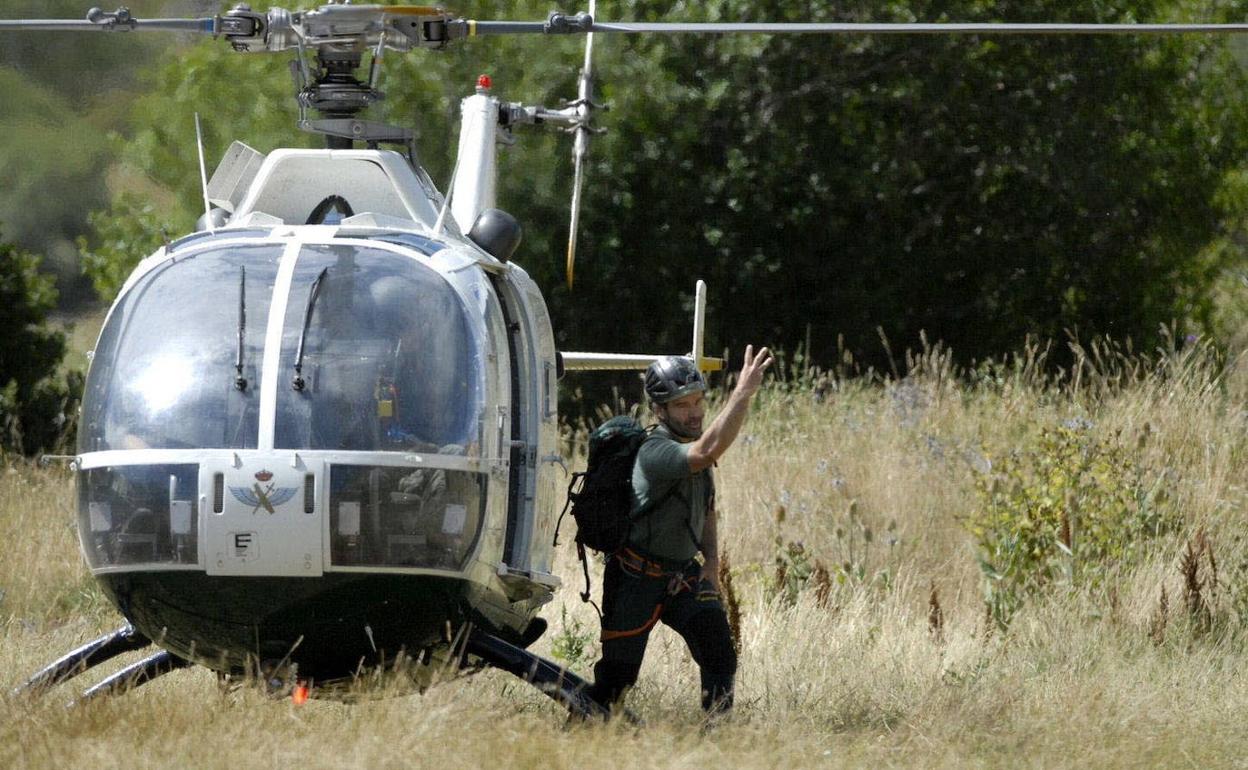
[
  {"left": 78, "top": 193, "right": 168, "bottom": 302},
  {"left": 967, "top": 423, "right": 1178, "bottom": 629},
  {"left": 0, "top": 235, "right": 81, "bottom": 455},
  {"left": 549, "top": 605, "right": 594, "bottom": 667}
]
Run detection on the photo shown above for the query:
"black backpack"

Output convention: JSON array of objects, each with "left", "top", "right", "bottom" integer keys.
[
  {"left": 560, "top": 416, "right": 650, "bottom": 553},
  {"left": 555, "top": 416, "right": 663, "bottom": 605}
]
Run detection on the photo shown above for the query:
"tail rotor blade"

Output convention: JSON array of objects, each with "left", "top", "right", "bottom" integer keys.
[
  {"left": 565, "top": 0, "right": 597, "bottom": 290},
  {"left": 566, "top": 149, "right": 586, "bottom": 289},
  {"left": 581, "top": 0, "right": 598, "bottom": 77}
]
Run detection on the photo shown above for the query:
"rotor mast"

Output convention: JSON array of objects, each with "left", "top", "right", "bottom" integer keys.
[{"left": 291, "top": 47, "right": 383, "bottom": 149}]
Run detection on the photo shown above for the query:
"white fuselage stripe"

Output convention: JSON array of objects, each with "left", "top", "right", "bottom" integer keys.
[
  {"left": 75, "top": 449, "right": 490, "bottom": 472},
  {"left": 258, "top": 239, "right": 303, "bottom": 449}
]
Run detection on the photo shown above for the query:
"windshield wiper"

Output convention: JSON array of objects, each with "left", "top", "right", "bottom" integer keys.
[
  {"left": 234, "top": 266, "right": 247, "bottom": 391},
  {"left": 292, "top": 267, "right": 329, "bottom": 392}
]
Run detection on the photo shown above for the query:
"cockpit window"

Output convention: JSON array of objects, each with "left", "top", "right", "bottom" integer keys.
[
  {"left": 80, "top": 245, "right": 281, "bottom": 452},
  {"left": 274, "top": 245, "right": 485, "bottom": 453}
]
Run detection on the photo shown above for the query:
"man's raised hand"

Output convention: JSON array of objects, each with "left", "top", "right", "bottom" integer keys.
[{"left": 735, "top": 345, "right": 774, "bottom": 398}]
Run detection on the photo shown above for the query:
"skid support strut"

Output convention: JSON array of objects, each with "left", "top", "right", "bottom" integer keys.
[
  {"left": 465, "top": 627, "right": 606, "bottom": 718},
  {"left": 79, "top": 650, "right": 193, "bottom": 701},
  {"left": 16, "top": 624, "right": 151, "bottom": 695}
]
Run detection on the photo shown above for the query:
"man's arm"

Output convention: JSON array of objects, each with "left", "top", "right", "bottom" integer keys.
[
  {"left": 700, "top": 500, "right": 720, "bottom": 590},
  {"left": 686, "top": 345, "right": 773, "bottom": 473}
]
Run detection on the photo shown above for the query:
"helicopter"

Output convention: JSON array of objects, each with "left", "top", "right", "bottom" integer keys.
[{"left": 4, "top": 4, "right": 1247, "bottom": 718}]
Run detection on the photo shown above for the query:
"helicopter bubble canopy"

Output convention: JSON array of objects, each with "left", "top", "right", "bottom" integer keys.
[
  {"left": 274, "top": 243, "right": 485, "bottom": 452},
  {"left": 80, "top": 239, "right": 488, "bottom": 455}
]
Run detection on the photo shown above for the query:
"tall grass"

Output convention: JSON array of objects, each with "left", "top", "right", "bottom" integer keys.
[{"left": 3, "top": 340, "right": 1248, "bottom": 768}]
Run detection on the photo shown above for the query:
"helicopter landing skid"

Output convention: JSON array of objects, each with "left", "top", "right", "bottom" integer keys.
[
  {"left": 15, "top": 624, "right": 152, "bottom": 696},
  {"left": 465, "top": 628, "right": 608, "bottom": 719},
  {"left": 78, "top": 650, "right": 193, "bottom": 702},
  {"left": 18, "top": 624, "right": 613, "bottom": 717}
]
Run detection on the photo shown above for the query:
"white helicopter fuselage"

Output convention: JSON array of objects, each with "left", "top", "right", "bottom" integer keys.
[{"left": 74, "top": 121, "right": 565, "bottom": 675}]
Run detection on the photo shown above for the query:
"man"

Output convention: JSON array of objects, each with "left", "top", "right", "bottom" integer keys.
[{"left": 588, "top": 345, "right": 773, "bottom": 715}]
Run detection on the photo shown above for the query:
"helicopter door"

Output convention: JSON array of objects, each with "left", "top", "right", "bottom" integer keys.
[
  {"left": 486, "top": 275, "right": 526, "bottom": 564},
  {"left": 203, "top": 457, "right": 322, "bottom": 577}
]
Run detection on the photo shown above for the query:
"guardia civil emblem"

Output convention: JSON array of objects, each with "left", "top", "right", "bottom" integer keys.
[{"left": 229, "top": 470, "right": 298, "bottom": 515}]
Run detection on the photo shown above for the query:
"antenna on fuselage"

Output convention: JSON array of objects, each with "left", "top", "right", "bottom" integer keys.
[{"left": 194, "top": 113, "right": 213, "bottom": 234}]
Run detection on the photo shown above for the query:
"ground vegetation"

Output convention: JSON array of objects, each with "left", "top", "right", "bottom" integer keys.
[{"left": 3, "top": 341, "right": 1247, "bottom": 767}]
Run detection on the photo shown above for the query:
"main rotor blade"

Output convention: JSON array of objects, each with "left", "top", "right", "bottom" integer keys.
[
  {"left": 589, "top": 22, "right": 1248, "bottom": 35},
  {"left": 0, "top": 17, "right": 215, "bottom": 33},
  {"left": 461, "top": 19, "right": 1248, "bottom": 37}
]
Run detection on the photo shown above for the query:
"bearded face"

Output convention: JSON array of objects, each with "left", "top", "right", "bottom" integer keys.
[{"left": 656, "top": 391, "right": 705, "bottom": 440}]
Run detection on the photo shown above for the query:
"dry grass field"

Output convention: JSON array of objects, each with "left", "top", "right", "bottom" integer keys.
[{"left": 3, "top": 341, "right": 1248, "bottom": 768}]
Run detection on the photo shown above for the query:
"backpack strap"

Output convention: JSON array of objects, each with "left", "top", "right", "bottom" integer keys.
[
  {"left": 626, "top": 429, "right": 677, "bottom": 526},
  {"left": 576, "top": 541, "right": 603, "bottom": 618},
  {"left": 551, "top": 470, "right": 584, "bottom": 548}
]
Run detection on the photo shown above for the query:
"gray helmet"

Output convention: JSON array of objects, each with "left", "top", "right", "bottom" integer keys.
[{"left": 644, "top": 356, "right": 706, "bottom": 404}]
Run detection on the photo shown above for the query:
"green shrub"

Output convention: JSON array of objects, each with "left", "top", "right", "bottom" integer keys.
[
  {"left": 78, "top": 192, "right": 170, "bottom": 302},
  {"left": 772, "top": 539, "right": 815, "bottom": 606},
  {"left": 968, "top": 423, "right": 1178, "bottom": 629},
  {"left": 549, "top": 605, "right": 594, "bottom": 667},
  {"left": 0, "top": 234, "right": 81, "bottom": 455}
]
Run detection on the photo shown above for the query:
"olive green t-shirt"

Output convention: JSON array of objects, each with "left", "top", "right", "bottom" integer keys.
[{"left": 628, "top": 423, "right": 713, "bottom": 563}]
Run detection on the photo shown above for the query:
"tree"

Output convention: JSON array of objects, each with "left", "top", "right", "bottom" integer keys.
[
  {"left": 0, "top": 233, "right": 81, "bottom": 455},
  {"left": 78, "top": 0, "right": 1248, "bottom": 382},
  {"left": 0, "top": 0, "right": 175, "bottom": 303},
  {"left": 558, "top": 0, "right": 1248, "bottom": 370}
]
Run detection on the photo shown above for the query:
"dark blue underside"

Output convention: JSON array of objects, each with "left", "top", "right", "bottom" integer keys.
[{"left": 98, "top": 571, "right": 530, "bottom": 680}]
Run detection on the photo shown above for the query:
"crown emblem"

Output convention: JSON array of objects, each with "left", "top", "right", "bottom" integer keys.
[{"left": 254, "top": 470, "right": 273, "bottom": 482}]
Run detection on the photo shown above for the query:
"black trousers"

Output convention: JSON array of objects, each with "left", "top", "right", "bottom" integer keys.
[{"left": 588, "top": 554, "right": 736, "bottom": 712}]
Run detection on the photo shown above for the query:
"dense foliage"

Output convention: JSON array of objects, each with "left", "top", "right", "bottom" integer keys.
[
  {"left": 0, "top": 234, "right": 81, "bottom": 455},
  {"left": 969, "top": 423, "right": 1179, "bottom": 629},
  {"left": 0, "top": 0, "right": 171, "bottom": 300},
  {"left": 73, "top": 0, "right": 1248, "bottom": 375}
]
